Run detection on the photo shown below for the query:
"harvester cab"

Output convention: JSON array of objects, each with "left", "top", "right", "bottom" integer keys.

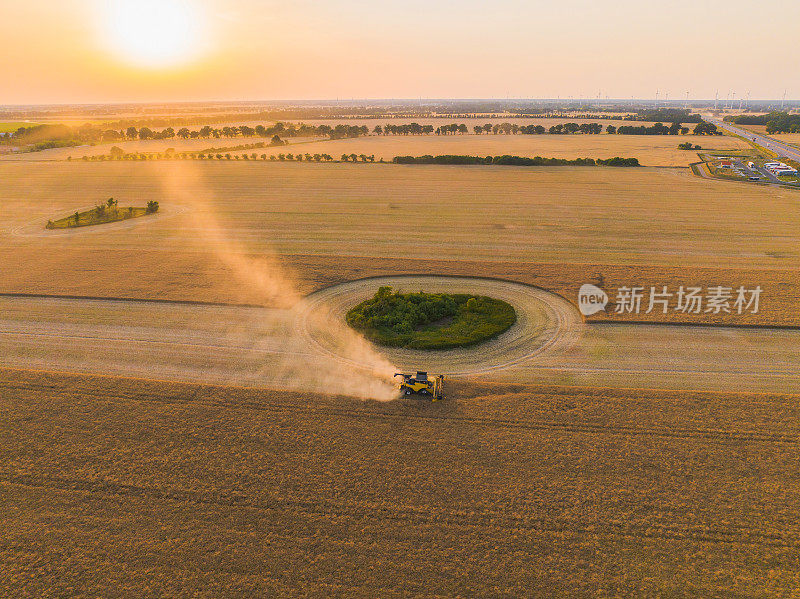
[{"left": 394, "top": 371, "right": 444, "bottom": 401}]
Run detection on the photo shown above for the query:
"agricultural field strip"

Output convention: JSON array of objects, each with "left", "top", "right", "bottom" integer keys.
[
  {"left": 0, "top": 327, "right": 314, "bottom": 358},
  {"left": 3, "top": 370, "right": 800, "bottom": 444},
  {"left": 3, "top": 127, "right": 750, "bottom": 167},
  {"left": 3, "top": 291, "right": 800, "bottom": 394},
  {"left": 3, "top": 294, "right": 800, "bottom": 385},
  {"left": 2, "top": 471, "right": 797, "bottom": 548},
  {"left": 4, "top": 163, "right": 800, "bottom": 272}
]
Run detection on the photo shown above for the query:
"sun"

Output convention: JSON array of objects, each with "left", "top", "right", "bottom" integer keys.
[{"left": 100, "top": 0, "right": 205, "bottom": 68}]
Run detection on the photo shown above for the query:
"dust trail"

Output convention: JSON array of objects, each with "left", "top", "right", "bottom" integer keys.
[{"left": 158, "top": 162, "right": 398, "bottom": 400}]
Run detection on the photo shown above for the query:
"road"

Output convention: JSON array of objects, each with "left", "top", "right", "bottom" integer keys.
[{"left": 709, "top": 117, "right": 800, "bottom": 162}]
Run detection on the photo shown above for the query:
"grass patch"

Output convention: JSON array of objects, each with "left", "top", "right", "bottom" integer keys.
[
  {"left": 0, "top": 121, "right": 41, "bottom": 133},
  {"left": 346, "top": 286, "right": 516, "bottom": 350},
  {"left": 46, "top": 200, "right": 158, "bottom": 229}
]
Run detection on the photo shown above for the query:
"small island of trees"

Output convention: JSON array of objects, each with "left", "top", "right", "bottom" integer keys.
[
  {"left": 346, "top": 286, "right": 517, "bottom": 350},
  {"left": 45, "top": 198, "right": 159, "bottom": 230}
]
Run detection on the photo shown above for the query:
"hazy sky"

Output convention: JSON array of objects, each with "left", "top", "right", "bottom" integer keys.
[{"left": 1, "top": 0, "right": 798, "bottom": 105}]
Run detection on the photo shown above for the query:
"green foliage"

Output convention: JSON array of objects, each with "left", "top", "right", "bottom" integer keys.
[
  {"left": 693, "top": 122, "right": 720, "bottom": 135},
  {"left": 632, "top": 108, "right": 702, "bottom": 123},
  {"left": 616, "top": 122, "right": 683, "bottom": 135},
  {"left": 723, "top": 112, "right": 800, "bottom": 135},
  {"left": 492, "top": 155, "right": 596, "bottom": 166},
  {"left": 20, "top": 139, "right": 79, "bottom": 152},
  {"left": 596, "top": 157, "right": 640, "bottom": 167},
  {"left": 146, "top": 200, "right": 159, "bottom": 214},
  {"left": 392, "top": 154, "right": 639, "bottom": 167},
  {"left": 346, "top": 287, "right": 517, "bottom": 350},
  {"left": 47, "top": 204, "right": 152, "bottom": 230},
  {"left": 764, "top": 113, "right": 800, "bottom": 134},
  {"left": 726, "top": 114, "right": 768, "bottom": 126}
]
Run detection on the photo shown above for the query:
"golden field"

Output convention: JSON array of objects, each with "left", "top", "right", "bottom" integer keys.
[
  {"left": 2, "top": 161, "right": 799, "bottom": 325},
  {"left": 4, "top": 288, "right": 800, "bottom": 395},
  {"left": 3, "top": 161, "right": 797, "bottom": 266},
  {"left": 2, "top": 119, "right": 750, "bottom": 167},
  {"left": 3, "top": 368, "right": 800, "bottom": 597},
  {"left": 283, "top": 133, "right": 743, "bottom": 167},
  {"left": 4, "top": 146, "right": 800, "bottom": 597}
]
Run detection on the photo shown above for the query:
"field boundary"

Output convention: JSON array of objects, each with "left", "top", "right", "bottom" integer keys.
[
  {"left": 0, "top": 291, "right": 266, "bottom": 309},
  {"left": 589, "top": 319, "right": 800, "bottom": 332},
  {"left": 5, "top": 277, "right": 800, "bottom": 333}
]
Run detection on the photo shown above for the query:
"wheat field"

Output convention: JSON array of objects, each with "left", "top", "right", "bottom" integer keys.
[
  {"left": 2, "top": 119, "right": 751, "bottom": 166},
  {"left": 4, "top": 368, "right": 800, "bottom": 597}
]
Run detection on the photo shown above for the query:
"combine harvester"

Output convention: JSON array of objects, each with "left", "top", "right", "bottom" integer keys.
[{"left": 394, "top": 371, "right": 444, "bottom": 401}]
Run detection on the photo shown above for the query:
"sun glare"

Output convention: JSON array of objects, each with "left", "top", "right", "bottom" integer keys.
[{"left": 101, "top": 0, "right": 205, "bottom": 68}]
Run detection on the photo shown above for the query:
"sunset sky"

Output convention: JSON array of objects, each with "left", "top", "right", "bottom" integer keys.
[{"left": 2, "top": 0, "right": 798, "bottom": 105}]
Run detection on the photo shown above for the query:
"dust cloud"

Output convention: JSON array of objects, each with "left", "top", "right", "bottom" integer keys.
[{"left": 159, "top": 162, "right": 398, "bottom": 400}]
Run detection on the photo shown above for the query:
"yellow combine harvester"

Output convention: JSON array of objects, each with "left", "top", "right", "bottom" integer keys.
[{"left": 394, "top": 371, "right": 444, "bottom": 401}]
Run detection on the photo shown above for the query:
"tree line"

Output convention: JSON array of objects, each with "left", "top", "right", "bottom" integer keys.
[
  {"left": 765, "top": 113, "right": 800, "bottom": 134},
  {"left": 78, "top": 150, "right": 357, "bottom": 162},
  {"left": 5, "top": 118, "right": 721, "bottom": 156},
  {"left": 724, "top": 112, "right": 800, "bottom": 134},
  {"left": 393, "top": 155, "right": 640, "bottom": 167},
  {"left": 1, "top": 122, "right": 373, "bottom": 145}
]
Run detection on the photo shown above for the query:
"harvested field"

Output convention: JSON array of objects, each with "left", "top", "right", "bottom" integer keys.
[
  {"left": 2, "top": 120, "right": 750, "bottom": 167},
  {"left": 3, "top": 161, "right": 798, "bottom": 265},
  {"left": 281, "top": 133, "right": 746, "bottom": 167},
  {"left": 3, "top": 132, "right": 800, "bottom": 598},
  {"left": 3, "top": 285, "right": 800, "bottom": 394},
  {"left": 3, "top": 368, "right": 800, "bottom": 597},
  {"left": 2, "top": 161, "right": 799, "bottom": 326}
]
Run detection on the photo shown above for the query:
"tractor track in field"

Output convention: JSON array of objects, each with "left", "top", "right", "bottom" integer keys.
[
  {"left": 295, "top": 275, "right": 584, "bottom": 376},
  {"left": 4, "top": 473, "right": 800, "bottom": 548}
]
